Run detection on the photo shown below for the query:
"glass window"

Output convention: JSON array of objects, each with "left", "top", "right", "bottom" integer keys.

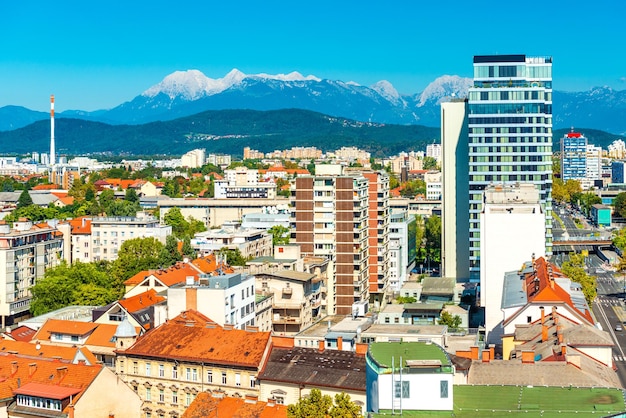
[
  {"left": 440, "top": 380, "right": 449, "bottom": 398},
  {"left": 145, "top": 363, "right": 151, "bottom": 376},
  {"left": 146, "top": 387, "right": 151, "bottom": 401},
  {"left": 172, "top": 365, "right": 178, "bottom": 379},
  {"left": 222, "top": 372, "right": 227, "bottom": 384},
  {"left": 159, "top": 364, "right": 164, "bottom": 377},
  {"left": 172, "top": 391, "right": 178, "bottom": 404}
]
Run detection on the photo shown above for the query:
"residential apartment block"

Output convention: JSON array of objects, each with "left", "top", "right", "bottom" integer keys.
[
  {"left": 0, "top": 220, "right": 64, "bottom": 327},
  {"left": 293, "top": 165, "right": 370, "bottom": 315}
]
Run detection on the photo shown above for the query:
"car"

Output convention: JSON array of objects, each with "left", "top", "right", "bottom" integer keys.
[{"left": 616, "top": 324, "right": 623, "bottom": 332}]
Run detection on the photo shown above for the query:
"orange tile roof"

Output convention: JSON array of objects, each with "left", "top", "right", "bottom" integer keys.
[
  {"left": 121, "top": 310, "right": 271, "bottom": 368},
  {"left": 104, "top": 178, "right": 135, "bottom": 189},
  {"left": 57, "top": 196, "right": 75, "bottom": 205},
  {"left": 523, "top": 257, "right": 594, "bottom": 324},
  {"left": 14, "top": 382, "right": 81, "bottom": 399},
  {"left": 0, "top": 354, "right": 102, "bottom": 410},
  {"left": 66, "top": 216, "right": 92, "bottom": 234},
  {"left": 83, "top": 323, "right": 140, "bottom": 348},
  {"left": 119, "top": 289, "right": 165, "bottom": 313},
  {"left": 182, "top": 392, "right": 287, "bottom": 418},
  {"left": 33, "top": 320, "right": 98, "bottom": 341},
  {"left": 124, "top": 262, "right": 201, "bottom": 286},
  {"left": 0, "top": 338, "right": 96, "bottom": 363},
  {"left": 191, "top": 254, "right": 234, "bottom": 275},
  {"left": 32, "top": 184, "right": 58, "bottom": 190}
]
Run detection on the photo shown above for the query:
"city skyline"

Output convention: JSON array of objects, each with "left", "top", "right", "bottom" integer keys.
[{"left": 2, "top": 0, "right": 625, "bottom": 112}]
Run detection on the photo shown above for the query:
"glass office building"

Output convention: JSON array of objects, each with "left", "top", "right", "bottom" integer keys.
[{"left": 467, "top": 55, "right": 553, "bottom": 279}]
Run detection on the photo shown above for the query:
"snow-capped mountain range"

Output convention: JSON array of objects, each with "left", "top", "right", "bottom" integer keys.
[{"left": 2, "top": 69, "right": 626, "bottom": 134}]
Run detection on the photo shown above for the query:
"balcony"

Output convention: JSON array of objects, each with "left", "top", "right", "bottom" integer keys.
[
  {"left": 282, "top": 286, "right": 292, "bottom": 296},
  {"left": 272, "top": 315, "right": 302, "bottom": 324}
]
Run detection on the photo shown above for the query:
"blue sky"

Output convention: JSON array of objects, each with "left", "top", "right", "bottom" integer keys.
[{"left": 1, "top": 0, "right": 624, "bottom": 111}]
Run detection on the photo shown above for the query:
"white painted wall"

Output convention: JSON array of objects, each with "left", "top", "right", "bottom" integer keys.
[{"left": 374, "top": 372, "right": 453, "bottom": 411}]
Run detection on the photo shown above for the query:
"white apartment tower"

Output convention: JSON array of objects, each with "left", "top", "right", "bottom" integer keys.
[{"left": 468, "top": 55, "right": 553, "bottom": 280}]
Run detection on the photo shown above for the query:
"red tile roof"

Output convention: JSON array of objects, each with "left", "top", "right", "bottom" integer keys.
[
  {"left": 104, "top": 178, "right": 135, "bottom": 189},
  {"left": 0, "top": 355, "right": 102, "bottom": 410},
  {"left": 182, "top": 392, "right": 287, "bottom": 418},
  {"left": 191, "top": 254, "right": 234, "bottom": 275},
  {"left": 14, "top": 381, "right": 81, "bottom": 399},
  {"left": 34, "top": 320, "right": 98, "bottom": 339},
  {"left": 7, "top": 326, "right": 36, "bottom": 342},
  {"left": 121, "top": 310, "right": 271, "bottom": 368},
  {"left": 31, "top": 184, "right": 58, "bottom": 190},
  {"left": 119, "top": 289, "right": 165, "bottom": 313}
]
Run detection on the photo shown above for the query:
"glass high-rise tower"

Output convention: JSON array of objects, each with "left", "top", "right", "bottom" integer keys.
[{"left": 467, "top": 55, "right": 553, "bottom": 279}]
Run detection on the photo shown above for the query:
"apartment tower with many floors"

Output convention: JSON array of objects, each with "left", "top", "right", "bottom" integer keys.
[{"left": 467, "top": 54, "right": 553, "bottom": 279}]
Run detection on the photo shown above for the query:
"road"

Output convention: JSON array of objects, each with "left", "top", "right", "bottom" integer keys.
[{"left": 554, "top": 204, "right": 626, "bottom": 387}]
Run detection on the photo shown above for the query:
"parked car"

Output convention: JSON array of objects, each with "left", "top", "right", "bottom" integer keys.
[{"left": 616, "top": 324, "right": 623, "bottom": 332}]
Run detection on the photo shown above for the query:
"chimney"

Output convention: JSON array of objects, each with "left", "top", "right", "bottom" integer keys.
[
  {"left": 521, "top": 351, "right": 535, "bottom": 364},
  {"left": 540, "top": 306, "right": 545, "bottom": 325},
  {"left": 318, "top": 340, "right": 325, "bottom": 353},
  {"left": 481, "top": 349, "right": 490, "bottom": 363},
  {"left": 542, "top": 324, "right": 548, "bottom": 342},
  {"left": 56, "top": 366, "right": 68, "bottom": 380},
  {"left": 470, "top": 346, "right": 479, "bottom": 360},
  {"left": 28, "top": 363, "right": 37, "bottom": 377},
  {"left": 68, "top": 404, "right": 74, "bottom": 418},
  {"left": 489, "top": 344, "right": 495, "bottom": 360},
  {"left": 560, "top": 344, "right": 567, "bottom": 356},
  {"left": 337, "top": 336, "right": 343, "bottom": 351}
]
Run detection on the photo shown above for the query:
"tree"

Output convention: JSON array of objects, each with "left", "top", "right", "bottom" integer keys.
[
  {"left": 395, "top": 296, "right": 417, "bottom": 304},
  {"left": 125, "top": 187, "right": 139, "bottom": 203},
  {"left": 424, "top": 215, "right": 441, "bottom": 263},
  {"left": 268, "top": 225, "right": 290, "bottom": 245},
  {"left": 613, "top": 227, "right": 626, "bottom": 252},
  {"left": 163, "top": 207, "right": 206, "bottom": 239},
  {"left": 422, "top": 156, "right": 438, "bottom": 170},
  {"left": 110, "top": 237, "right": 168, "bottom": 291},
  {"left": 614, "top": 192, "right": 626, "bottom": 218},
  {"left": 287, "top": 389, "right": 361, "bottom": 418},
  {"left": 17, "top": 189, "right": 33, "bottom": 209},
  {"left": 287, "top": 389, "right": 333, "bottom": 418},
  {"left": 30, "top": 261, "right": 117, "bottom": 316},
  {"left": 217, "top": 248, "right": 247, "bottom": 266},
  {"left": 107, "top": 200, "right": 140, "bottom": 217},
  {"left": 561, "top": 253, "right": 597, "bottom": 305},
  {"left": 438, "top": 310, "right": 462, "bottom": 330}
]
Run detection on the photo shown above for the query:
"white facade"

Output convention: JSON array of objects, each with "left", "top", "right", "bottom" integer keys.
[
  {"left": 424, "top": 171, "right": 442, "bottom": 201},
  {"left": 191, "top": 223, "right": 272, "bottom": 259},
  {"left": 441, "top": 100, "right": 470, "bottom": 280},
  {"left": 426, "top": 143, "right": 442, "bottom": 163},
  {"left": 0, "top": 220, "right": 64, "bottom": 327},
  {"left": 585, "top": 144, "right": 602, "bottom": 188},
  {"left": 167, "top": 273, "right": 256, "bottom": 329},
  {"left": 388, "top": 211, "right": 413, "bottom": 291},
  {"left": 91, "top": 212, "right": 171, "bottom": 262},
  {"left": 180, "top": 148, "right": 206, "bottom": 168},
  {"left": 481, "top": 183, "right": 545, "bottom": 344}
]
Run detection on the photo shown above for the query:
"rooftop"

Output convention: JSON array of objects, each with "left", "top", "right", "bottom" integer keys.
[
  {"left": 258, "top": 346, "right": 366, "bottom": 391},
  {"left": 368, "top": 341, "right": 451, "bottom": 371}
]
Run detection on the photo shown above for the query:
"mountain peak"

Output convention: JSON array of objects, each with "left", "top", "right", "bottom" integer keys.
[
  {"left": 417, "top": 75, "right": 472, "bottom": 106},
  {"left": 371, "top": 80, "right": 402, "bottom": 104}
]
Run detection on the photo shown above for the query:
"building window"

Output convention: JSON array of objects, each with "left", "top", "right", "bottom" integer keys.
[
  {"left": 146, "top": 363, "right": 151, "bottom": 376},
  {"left": 222, "top": 372, "right": 227, "bottom": 385},
  {"left": 159, "top": 364, "right": 164, "bottom": 377},
  {"left": 172, "top": 365, "right": 178, "bottom": 379},
  {"left": 172, "top": 391, "right": 178, "bottom": 405},
  {"left": 440, "top": 380, "right": 449, "bottom": 398},
  {"left": 146, "top": 388, "right": 152, "bottom": 401},
  {"left": 186, "top": 393, "right": 192, "bottom": 407},
  {"left": 384, "top": 317, "right": 390, "bottom": 324},
  {"left": 133, "top": 362, "right": 138, "bottom": 374},
  {"left": 146, "top": 413, "right": 151, "bottom": 418},
  {"left": 394, "top": 381, "right": 409, "bottom": 399},
  {"left": 159, "top": 389, "right": 164, "bottom": 402},
  {"left": 527, "top": 316, "right": 532, "bottom": 323},
  {"left": 192, "top": 368, "right": 198, "bottom": 381},
  {"left": 235, "top": 373, "right": 241, "bottom": 386},
  {"left": 207, "top": 370, "right": 213, "bottom": 383},
  {"left": 250, "top": 375, "right": 256, "bottom": 388},
  {"left": 274, "top": 396, "right": 285, "bottom": 405}
]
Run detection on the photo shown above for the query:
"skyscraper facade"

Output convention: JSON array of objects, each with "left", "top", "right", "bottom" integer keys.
[
  {"left": 467, "top": 55, "right": 553, "bottom": 279},
  {"left": 561, "top": 131, "right": 587, "bottom": 181}
]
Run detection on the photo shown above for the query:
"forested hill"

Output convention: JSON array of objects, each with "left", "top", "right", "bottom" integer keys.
[{"left": 0, "top": 109, "right": 440, "bottom": 157}]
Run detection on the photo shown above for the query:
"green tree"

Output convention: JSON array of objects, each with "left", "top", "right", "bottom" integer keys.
[
  {"left": 287, "top": 389, "right": 333, "bottom": 418},
  {"left": 161, "top": 235, "right": 183, "bottom": 266},
  {"left": 163, "top": 207, "right": 206, "bottom": 239},
  {"left": 424, "top": 215, "right": 441, "bottom": 263},
  {"left": 30, "top": 261, "right": 116, "bottom": 316},
  {"left": 395, "top": 296, "right": 417, "bottom": 304},
  {"left": 614, "top": 192, "right": 626, "bottom": 218},
  {"left": 438, "top": 310, "right": 462, "bottom": 330},
  {"left": 125, "top": 187, "right": 139, "bottom": 203},
  {"left": 110, "top": 237, "right": 168, "bottom": 292},
  {"left": 181, "top": 236, "right": 196, "bottom": 260},
  {"left": 217, "top": 248, "right": 247, "bottom": 266},
  {"left": 613, "top": 227, "right": 626, "bottom": 251},
  {"left": 107, "top": 200, "right": 140, "bottom": 217},
  {"left": 561, "top": 253, "right": 597, "bottom": 305},
  {"left": 287, "top": 389, "right": 362, "bottom": 418},
  {"left": 422, "top": 156, "right": 438, "bottom": 170},
  {"left": 329, "top": 393, "right": 362, "bottom": 418},
  {"left": 268, "top": 225, "right": 290, "bottom": 245},
  {"left": 98, "top": 189, "right": 116, "bottom": 213},
  {"left": 17, "top": 189, "right": 33, "bottom": 209}
]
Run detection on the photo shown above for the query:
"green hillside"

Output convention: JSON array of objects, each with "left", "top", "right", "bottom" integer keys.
[{"left": 0, "top": 109, "right": 440, "bottom": 157}]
